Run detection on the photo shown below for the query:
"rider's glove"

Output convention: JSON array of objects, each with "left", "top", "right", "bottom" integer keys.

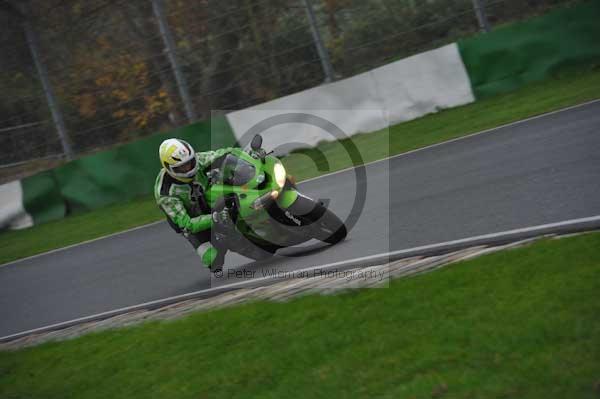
[
  {"left": 206, "top": 169, "right": 220, "bottom": 185},
  {"left": 212, "top": 209, "right": 232, "bottom": 227}
]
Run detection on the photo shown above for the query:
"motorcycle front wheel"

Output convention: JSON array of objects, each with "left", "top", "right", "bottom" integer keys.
[
  {"left": 267, "top": 193, "right": 348, "bottom": 246},
  {"left": 299, "top": 201, "right": 347, "bottom": 245}
]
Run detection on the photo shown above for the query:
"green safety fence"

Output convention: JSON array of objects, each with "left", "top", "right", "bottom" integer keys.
[
  {"left": 458, "top": 0, "right": 600, "bottom": 99},
  {"left": 21, "top": 171, "right": 65, "bottom": 226},
  {"left": 22, "top": 116, "right": 237, "bottom": 224}
]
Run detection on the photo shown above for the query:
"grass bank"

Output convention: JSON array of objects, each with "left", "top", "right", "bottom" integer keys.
[
  {"left": 1, "top": 67, "right": 600, "bottom": 264},
  {"left": 1, "top": 232, "right": 599, "bottom": 398}
]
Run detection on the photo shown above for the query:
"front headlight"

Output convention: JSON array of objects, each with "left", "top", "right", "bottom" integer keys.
[{"left": 274, "top": 162, "right": 286, "bottom": 188}]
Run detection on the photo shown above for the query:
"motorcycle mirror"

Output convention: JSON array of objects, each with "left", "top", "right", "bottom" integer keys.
[{"left": 250, "top": 134, "right": 263, "bottom": 151}]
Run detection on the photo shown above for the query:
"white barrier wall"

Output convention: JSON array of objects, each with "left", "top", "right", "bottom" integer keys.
[
  {"left": 226, "top": 43, "right": 475, "bottom": 151},
  {"left": 371, "top": 43, "right": 475, "bottom": 124},
  {"left": 226, "top": 70, "right": 388, "bottom": 151},
  {"left": 0, "top": 181, "right": 33, "bottom": 230}
]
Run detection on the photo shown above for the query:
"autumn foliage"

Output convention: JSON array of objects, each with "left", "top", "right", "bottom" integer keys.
[{"left": 0, "top": 0, "right": 574, "bottom": 164}]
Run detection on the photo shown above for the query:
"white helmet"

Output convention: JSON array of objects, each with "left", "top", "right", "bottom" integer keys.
[{"left": 159, "top": 138, "right": 198, "bottom": 182}]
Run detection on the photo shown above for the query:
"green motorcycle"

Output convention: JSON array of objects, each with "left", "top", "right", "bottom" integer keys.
[{"left": 205, "top": 134, "right": 347, "bottom": 261}]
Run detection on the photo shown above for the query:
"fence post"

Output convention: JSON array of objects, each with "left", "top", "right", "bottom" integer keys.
[
  {"left": 23, "top": 18, "right": 74, "bottom": 160},
  {"left": 471, "top": 0, "right": 491, "bottom": 33},
  {"left": 151, "top": 0, "right": 197, "bottom": 122},
  {"left": 302, "top": 0, "right": 335, "bottom": 83}
]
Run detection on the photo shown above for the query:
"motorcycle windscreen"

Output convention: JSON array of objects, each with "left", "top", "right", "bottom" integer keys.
[{"left": 212, "top": 154, "right": 256, "bottom": 186}]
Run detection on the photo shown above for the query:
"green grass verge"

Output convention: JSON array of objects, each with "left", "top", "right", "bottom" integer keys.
[
  {"left": 1, "top": 232, "right": 599, "bottom": 398},
  {"left": 1, "top": 67, "right": 600, "bottom": 265}
]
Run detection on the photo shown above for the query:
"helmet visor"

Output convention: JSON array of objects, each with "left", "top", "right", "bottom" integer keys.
[{"left": 172, "top": 157, "right": 197, "bottom": 174}]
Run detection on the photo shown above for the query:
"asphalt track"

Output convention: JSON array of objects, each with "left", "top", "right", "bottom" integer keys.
[{"left": 1, "top": 101, "right": 600, "bottom": 337}]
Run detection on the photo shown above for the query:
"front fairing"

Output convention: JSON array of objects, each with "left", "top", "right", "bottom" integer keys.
[
  {"left": 205, "top": 148, "right": 315, "bottom": 248},
  {"left": 205, "top": 149, "right": 296, "bottom": 221}
]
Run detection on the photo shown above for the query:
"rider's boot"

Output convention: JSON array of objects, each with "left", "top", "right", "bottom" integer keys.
[{"left": 197, "top": 242, "right": 225, "bottom": 274}]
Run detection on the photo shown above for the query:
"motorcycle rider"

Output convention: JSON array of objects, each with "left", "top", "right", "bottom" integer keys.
[{"left": 154, "top": 138, "right": 232, "bottom": 273}]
